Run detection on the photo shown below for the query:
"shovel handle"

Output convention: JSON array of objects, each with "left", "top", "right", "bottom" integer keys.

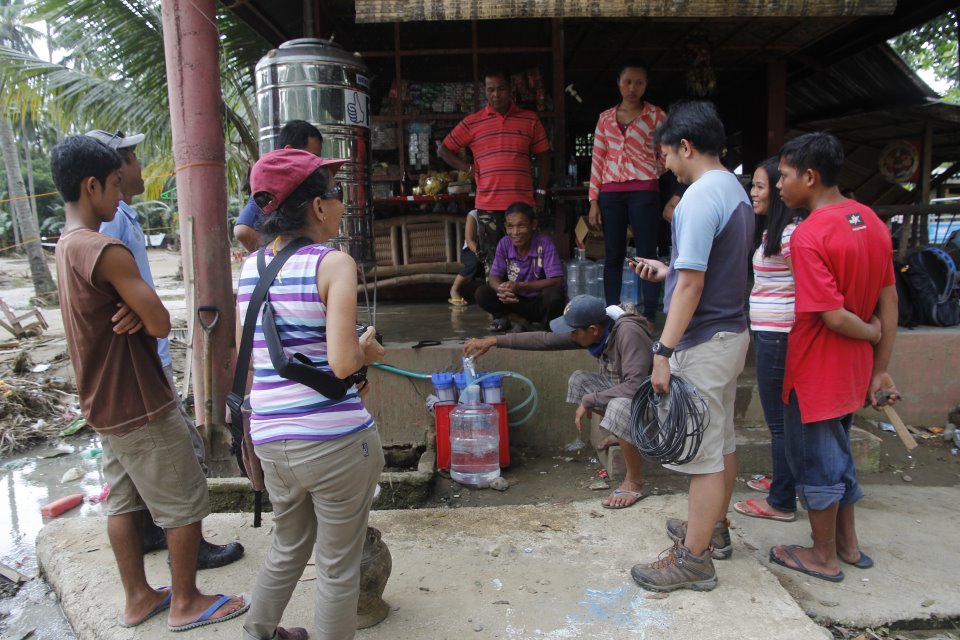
[{"left": 197, "top": 305, "right": 220, "bottom": 332}]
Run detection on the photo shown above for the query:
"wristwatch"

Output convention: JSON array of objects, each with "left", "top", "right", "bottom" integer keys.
[{"left": 651, "top": 341, "right": 674, "bottom": 358}]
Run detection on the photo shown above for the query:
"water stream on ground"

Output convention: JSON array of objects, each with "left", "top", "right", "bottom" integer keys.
[{"left": 0, "top": 433, "right": 105, "bottom": 639}]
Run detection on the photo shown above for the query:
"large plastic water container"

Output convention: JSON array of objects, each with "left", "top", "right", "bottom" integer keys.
[
  {"left": 449, "top": 385, "right": 500, "bottom": 486},
  {"left": 588, "top": 264, "right": 604, "bottom": 299},
  {"left": 620, "top": 260, "right": 639, "bottom": 306}
]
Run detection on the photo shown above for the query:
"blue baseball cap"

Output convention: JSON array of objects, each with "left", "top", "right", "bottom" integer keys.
[{"left": 549, "top": 295, "right": 608, "bottom": 333}]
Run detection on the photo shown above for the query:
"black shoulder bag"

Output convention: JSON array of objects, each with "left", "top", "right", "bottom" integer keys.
[{"left": 226, "top": 237, "right": 311, "bottom": 527}]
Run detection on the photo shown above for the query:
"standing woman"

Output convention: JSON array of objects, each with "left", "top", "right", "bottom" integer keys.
[
  {"left": 735, "top": 157, "right": 806, "bottom": 523},
  {"left": 238, "top": 149, "right": 385, "bottom": 640},
  {"left": 588, "top": 59, "right": 667, "bottom": 321}
]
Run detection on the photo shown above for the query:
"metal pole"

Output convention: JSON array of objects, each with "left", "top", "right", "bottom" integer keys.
[{"left": 160, "top": 0, "right": 238, "bottom": 475}]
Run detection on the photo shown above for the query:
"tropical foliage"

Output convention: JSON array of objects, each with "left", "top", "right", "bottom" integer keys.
[
  {"left": 890, "top": 10, "right": 960, "bottom": 104},
  {"left": 0, "top": 0, "right": 269, "bottom": 217}
]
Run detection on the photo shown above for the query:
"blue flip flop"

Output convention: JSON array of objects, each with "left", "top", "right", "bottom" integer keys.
[
  {"left": 769, "top": 545, "right": 845, "bottom": 583},
  {"left": 168, "top": 593, "right": 251, "bottom": 632},
  {"left": 118, "top": 587, "right": 172, "bottom": 628},
  {"left": 841, "top": 550, "right": 874, "bottom": 569}
]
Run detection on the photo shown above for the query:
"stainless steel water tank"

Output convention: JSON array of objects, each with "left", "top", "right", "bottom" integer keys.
[{"left": 255, "top": 38, "right": 374, "bottom": 265}]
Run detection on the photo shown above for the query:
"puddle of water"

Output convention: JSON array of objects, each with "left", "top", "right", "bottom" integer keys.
[{"left": 0, "top": 433, "right": 107, "bottom": 639}]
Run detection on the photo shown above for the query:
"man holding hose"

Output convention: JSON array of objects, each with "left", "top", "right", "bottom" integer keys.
[
  {"left": 464, "top": 295, "right": 653, "bottom": 509},
  {"left": 631, "top": 101, "right": 754, "bottom": 592}
]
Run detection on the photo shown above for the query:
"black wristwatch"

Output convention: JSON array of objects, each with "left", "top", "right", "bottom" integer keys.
[{"left": 651, "top": 341, "right": 674, "bottom": 358}]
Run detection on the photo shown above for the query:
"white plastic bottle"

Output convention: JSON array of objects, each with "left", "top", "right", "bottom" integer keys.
[{"left": 449, "top": 385, "right": 500, "bottom": 486}]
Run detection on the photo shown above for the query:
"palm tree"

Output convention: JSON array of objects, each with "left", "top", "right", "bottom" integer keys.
[
  {"left": 0, "top": 0, "right": 267, "bottom": 196},
  {"left": 0, "top": 1, "right": 56, "bottom": 303}
]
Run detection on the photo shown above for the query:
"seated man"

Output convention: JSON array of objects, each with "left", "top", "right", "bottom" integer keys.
[
  {"left": 475, "top": 202, "right": 564, "bottom": 332},
  {"left": 465, "top": 295, "right": 654, "bottom": 508}
]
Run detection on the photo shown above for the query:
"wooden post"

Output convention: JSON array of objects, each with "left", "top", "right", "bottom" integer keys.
[
  {"left": 919, "top": 121, "right": 933, "bottom": 248},
  {"left": 161, "top": 0, "right": 237, "bottom": 473},
  {"left": 552, "top": 18, "right": 566, "bottom": 179}
]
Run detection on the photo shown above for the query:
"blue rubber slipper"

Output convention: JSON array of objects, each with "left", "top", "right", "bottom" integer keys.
[
  {"left": 769, "top": 545, "right": 845, "bottom": 583},
  {"left": 118, "top": 587, "right": 172, "bottom": 628},
  {"left": 841, "top": 550, "right": 874, "bottom": 569},
  {"left": 168, "top": 593, "right": 250, "bottom": 632}
]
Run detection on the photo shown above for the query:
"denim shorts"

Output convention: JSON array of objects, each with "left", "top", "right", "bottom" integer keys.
[{"left": 783, "top": 390, "right": 863, "bottom": 511}]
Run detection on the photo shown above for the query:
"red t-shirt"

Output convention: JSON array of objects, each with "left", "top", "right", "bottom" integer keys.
[
  {"left": 443, "top": 103, "right": 550, "bottom": 211},
  {"left": 783, "top": 200, "right": 895, "bottom": 423}
]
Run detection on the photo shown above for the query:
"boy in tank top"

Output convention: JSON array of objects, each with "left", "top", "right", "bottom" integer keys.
[{"left": 50, "top": 135, "right": 248, "bottom": 631}]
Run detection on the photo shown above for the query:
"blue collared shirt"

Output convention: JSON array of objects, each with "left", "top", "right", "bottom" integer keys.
[{"left": 99, "top": 201, "right": 171, "bottom": 367}]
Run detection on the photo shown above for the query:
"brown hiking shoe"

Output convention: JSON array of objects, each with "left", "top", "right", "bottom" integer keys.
[
  {"left": 665, "top": 517, "right": 732, "bottom": 560},
  {"left": 276, "top": 628, "right": 308, "bottom": 640},
  {"left": 630, "top": 542, "right": 718, "bottom": 592}
]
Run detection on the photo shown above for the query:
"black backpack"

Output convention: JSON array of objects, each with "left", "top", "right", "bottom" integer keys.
[{"left": 895, "top": 247, "right": 960, "bottom": 327}]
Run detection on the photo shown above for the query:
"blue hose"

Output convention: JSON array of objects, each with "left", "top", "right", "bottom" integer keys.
[
  {"left": 370, "top": 362, "right": 432, "bottom": 380},
  {"left": 370, "top": 363, "right": 539, "bottom": 427}
]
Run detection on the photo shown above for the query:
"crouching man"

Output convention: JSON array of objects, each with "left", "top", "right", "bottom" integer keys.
[{"left": 465, "top": 295, "right": 653, "bottom": 509}]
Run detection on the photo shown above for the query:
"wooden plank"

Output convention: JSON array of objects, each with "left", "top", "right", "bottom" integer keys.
[
  {"left": 356, "top": 1, "right": 896, "bottom": 23},
  {"left": 0, "top": 561, "right": 31, "bottom": 584}
]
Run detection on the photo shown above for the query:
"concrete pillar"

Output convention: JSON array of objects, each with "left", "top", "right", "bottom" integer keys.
[{"left": 161, "top": 0, "right": 237, "bottom": 475}]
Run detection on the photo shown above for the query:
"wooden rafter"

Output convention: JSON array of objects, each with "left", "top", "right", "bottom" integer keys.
[{"left": 355, "top": 1, "right": 897, "bottom": 23}]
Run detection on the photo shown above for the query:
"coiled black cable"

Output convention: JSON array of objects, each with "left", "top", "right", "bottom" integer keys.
[{"left": 630, "top": 375, "right": 709, "bottom": 465}]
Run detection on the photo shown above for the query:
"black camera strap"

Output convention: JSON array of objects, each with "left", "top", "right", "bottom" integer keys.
[
  {"left": 257, "top": 248, "right": 354, "bottom": 401},
  {"left": 227, "top": 237, "right": 312, "bottom": 475}
]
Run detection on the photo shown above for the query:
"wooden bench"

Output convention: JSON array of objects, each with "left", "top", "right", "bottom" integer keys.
[{"left": 363, "top": 213, "right": 466, "bottom": 290}]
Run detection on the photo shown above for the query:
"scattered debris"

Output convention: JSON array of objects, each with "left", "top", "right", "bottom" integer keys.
[
  {"left": 878, "top": 422, "right": 895, "bottom": 433},
  {"left": 0, "top": 562, "right": 31, "bottom": 585},
  {"left": 61, "top": 467, "right": 84, "bottom": 483},
  {"left": 902, "top": 474, "right": 913, "bottom": 482},
  {"left": 489, "top": 477, "right": 509, "bottom": 491},
  {"left": 40, "top": 494, "right": 84, "bottom": 517},
  {"left": 920, "top": 598, "right": 934, "bottom": 607},
  {"left": 492, "top": 600, "right": 509, "bottom": 605},
  {"left": 0, "top": 378, "right": 75, "bottom": 454},
  {"left": 87, "top": 484, "right": 110, "bottom": 505},
  {"left": 35, "top": 446, "right": 70, "bottom": 459},
  {"left": 588, "top": 479, "right": 610, "bottom": 491}
]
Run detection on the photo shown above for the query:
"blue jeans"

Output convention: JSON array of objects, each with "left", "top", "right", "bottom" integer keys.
[
  {"left": 598, "top": 190, "right": 661, "bottom": 318},
  {"left": 783, "top": 391, "right": 863, "bottom": 511},
  {"left": 753, "top": 331, "right": 796, "bottom": 512}
]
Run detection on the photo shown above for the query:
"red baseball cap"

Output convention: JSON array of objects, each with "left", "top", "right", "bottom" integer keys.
[{"left": 250, "top": 148, "right": 346, "bottom": 213}]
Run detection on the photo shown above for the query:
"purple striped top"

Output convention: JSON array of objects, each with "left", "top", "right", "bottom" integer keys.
[{"left": 237, "top": 243, "right": 374, "bottom": 444}]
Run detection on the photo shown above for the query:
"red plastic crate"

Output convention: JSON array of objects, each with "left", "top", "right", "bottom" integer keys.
[{"left": 434, "top": 400, "right": 509, "bottom": 470}]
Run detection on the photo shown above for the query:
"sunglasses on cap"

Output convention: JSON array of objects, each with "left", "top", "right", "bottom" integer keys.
[{"left": 254, "top": 181, "right": 344, "bottom": 211}]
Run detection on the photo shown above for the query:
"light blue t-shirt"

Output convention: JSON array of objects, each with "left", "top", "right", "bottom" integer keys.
[
  {"left": 665, "top": 169, "right": 754, "bottom": 350},
  {"left": 99, "top": 201, "right": 171, "bottom": 367}
]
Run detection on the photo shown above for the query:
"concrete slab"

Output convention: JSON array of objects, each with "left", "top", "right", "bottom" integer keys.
[
  {"left": 38, "top": 498, "right": 829, "bottom": 640},
  {"left": 731, "top": 485, "right": 960, "bottom": 628}
]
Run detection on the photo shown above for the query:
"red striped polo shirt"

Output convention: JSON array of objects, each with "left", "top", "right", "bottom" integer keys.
[{"left": 443, "top": 103, "right": 550, "bottom": 211}]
